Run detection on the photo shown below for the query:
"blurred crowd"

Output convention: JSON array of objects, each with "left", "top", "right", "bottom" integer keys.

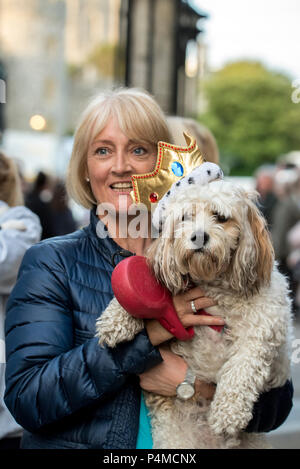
[
  {"left": 255, "top": 152, "right": 300, "bottom": 318},
  {"left": 21, "top": 170, "right": 79, "bottom": 240}
]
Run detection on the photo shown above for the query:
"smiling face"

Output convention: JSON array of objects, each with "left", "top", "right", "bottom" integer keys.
[{"left": 87, "top": 117, "right": 157, "bottom": 213}]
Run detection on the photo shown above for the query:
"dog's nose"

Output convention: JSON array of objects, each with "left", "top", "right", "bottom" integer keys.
[{"left": 190, "top": 229, "right": 209, "bottom": 248}]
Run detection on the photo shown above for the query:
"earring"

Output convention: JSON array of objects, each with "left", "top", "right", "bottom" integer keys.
[{"left": 86, "top": 177, "right": 90, "bottom": 182}]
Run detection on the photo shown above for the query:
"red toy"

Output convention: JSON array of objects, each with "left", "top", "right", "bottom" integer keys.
[{"left": 111, "top": 256, "right": 194, "bottom": 340}]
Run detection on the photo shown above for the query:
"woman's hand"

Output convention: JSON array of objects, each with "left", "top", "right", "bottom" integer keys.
[
  {"left": 172, "top": 285, "right": 224, "bottom": 328},
  {"left": 139, "top": 346, "right": 216, "bottom": 400},
  {"left": 145, "top": 285, "right": 225, "bottom": 346},
  {"left": 139, "top": 346, "right": 186, "bottom": 396}
]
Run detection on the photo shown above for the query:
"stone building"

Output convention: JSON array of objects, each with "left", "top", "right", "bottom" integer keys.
[
  {"left": 125, "top": 0, "right": 207, "bottom": 115},
  {"left": 0, "top": 0, "right": 122, "bottom": 134},
  {"left": 0, "top": 0, "right": 207, "bottom": 176}
]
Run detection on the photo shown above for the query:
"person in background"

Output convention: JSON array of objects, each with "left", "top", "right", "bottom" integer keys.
[
  {"left": 271, "top": 166, "right": 300, "bottom": 313},
  {"left": 25, "top": 171, "right": 55, "bottom": 239},
  {"left": 254, "top": 165, "right": 278, "bottom": 230},
  {"left": 286, "top": 221, "right": 300, "bottom": 318},
  {"left": 13, "top": 158, "right": 29, "bottom": 197},
  {"left": 167, "top": 116, "right": 219, "bottom": 164},
  {"left": 0, "top": 152, "right": 41, "bottom": 449},
  {"left": 271, "top": 166, "right": 300, "bottom": 277},
  {"left": 50, "top": 180, "right": 78, "bottom": 236}
]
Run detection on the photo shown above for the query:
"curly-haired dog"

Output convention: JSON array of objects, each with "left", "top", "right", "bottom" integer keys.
[{"left": 96, "top": 180, "right": 293, "bottom": 449}]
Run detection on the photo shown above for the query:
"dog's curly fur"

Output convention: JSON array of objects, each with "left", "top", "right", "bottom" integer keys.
[{"left": 96, "top": 180, "right": 293, "bottom": 449}]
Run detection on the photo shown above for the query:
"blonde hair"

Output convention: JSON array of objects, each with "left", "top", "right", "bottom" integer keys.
[
  {"left": 67, "top": 88, "right": 171, "bottom": 209},
  {"left": 0, "top": 152, "right": 24, "bottom": 207},
  {"left": 167, "top": 116, "right": 219, "bottom": 164}
]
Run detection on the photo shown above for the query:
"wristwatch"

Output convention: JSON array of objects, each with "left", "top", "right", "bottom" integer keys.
[{"left": 176, "top": 367, "right": 196, "bottom": 400}]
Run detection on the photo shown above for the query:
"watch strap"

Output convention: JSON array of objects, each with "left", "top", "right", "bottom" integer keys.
[{"left": 184, "top": 367, "right": 196, "bottom": 385}]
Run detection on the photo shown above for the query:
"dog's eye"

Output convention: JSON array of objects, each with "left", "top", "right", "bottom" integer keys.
[{"left": 213, "top": 212, "right": 229, "bottom": 223}]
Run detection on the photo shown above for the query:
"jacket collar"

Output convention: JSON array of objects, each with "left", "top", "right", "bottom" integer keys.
[{"left": 86, "top": 206, "right": 134, "bottom": 267}]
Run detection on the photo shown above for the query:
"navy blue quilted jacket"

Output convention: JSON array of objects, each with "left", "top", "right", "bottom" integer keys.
[{"left": 4, "top": 208, "right": 293, "bottom": 449}]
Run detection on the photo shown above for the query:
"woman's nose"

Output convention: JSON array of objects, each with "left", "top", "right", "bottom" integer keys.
[{"left": 112, "top": 150, "right": 132, "bottom": 174}]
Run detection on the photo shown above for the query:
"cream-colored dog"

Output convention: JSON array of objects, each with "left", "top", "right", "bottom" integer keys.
[{"left": 96, "top": 180, "right": 293, "bottom": 449}]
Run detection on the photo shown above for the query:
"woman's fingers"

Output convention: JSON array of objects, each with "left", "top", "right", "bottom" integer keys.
[
  {"left": 173, "top": 288, "right": 218, "bottom": 319},
  {"left": 180, "top": 313, "right": 225, "bottom": 328},
  {"left": 183, "top": 285, "right": 206, "bottom": 301},
  {"left": 182, "top": 286, "right": 218, "bottom": 309},
  {"left": 192, "top": 296, "right": 217, "bottom": 311}
]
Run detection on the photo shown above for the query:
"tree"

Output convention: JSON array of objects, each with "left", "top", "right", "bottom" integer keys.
[{"left": 200, "top": 61, "right": 300, "bottom": 175}]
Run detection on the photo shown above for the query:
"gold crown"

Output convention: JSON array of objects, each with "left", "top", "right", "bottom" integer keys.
[{"left": 130, "top": 132, "right": 206, "bottom": 210}]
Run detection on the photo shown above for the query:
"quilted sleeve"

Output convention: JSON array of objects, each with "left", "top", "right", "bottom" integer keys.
[
  {"left": 245, "top": 379, "right": 294, "bottom": 433},
  {"left": 4, "top": 243, "right": 162, "bottom": 432}
]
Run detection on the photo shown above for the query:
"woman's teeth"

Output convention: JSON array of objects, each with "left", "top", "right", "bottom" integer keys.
[{"left": 111, "top": 183, "right": 133, "bottom": 192}]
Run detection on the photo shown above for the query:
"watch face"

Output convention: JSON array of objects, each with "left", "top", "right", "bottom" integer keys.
[{"left": 177, "top": 382, "right": 195, "bottom": 400}]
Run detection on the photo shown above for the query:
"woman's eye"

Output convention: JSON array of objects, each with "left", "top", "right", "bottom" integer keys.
[
  {"left": 95, "top": 147, "right": 109, "bottom": 156},
  {"left": 133, "top": 147, "right": 147, "bottom": 156}
]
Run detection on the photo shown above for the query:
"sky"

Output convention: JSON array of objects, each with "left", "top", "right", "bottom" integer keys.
[{"left": 191, "top": 0, "right": 300, "bottom": 80}]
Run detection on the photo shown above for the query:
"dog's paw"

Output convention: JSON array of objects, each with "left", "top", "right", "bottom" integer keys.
[
  {"left": 95, "top": 297, "right": 144, "bottom": 348},
  {"left": 208, "top": 395, "right": 252, "bottom": 438}
]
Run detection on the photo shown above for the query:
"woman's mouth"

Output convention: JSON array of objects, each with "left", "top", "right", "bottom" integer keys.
[{"left": 110, "top": 182, "right": 133, "bottom": 192}]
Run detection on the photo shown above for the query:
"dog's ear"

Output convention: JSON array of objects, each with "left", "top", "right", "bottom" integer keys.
[
  {"left": 248, "top": 201, "right": 274, "bottom": 285},
  {"left": 230, "top": 200, "right": 274, "bottom": 296},
  {"left": 147, "top": 211, "right": 186, "bottom": 294}
]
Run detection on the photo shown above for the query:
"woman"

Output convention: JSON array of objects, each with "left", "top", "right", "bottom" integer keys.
[
  {"left": 5, "top": 89, "right": 293, "bottom": 449},
  {"left": 0, "top": 152, "right": 41, "bottom": 449},
  {"left": 167, "top": 116, "right": 219, "bottom": 165}
]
